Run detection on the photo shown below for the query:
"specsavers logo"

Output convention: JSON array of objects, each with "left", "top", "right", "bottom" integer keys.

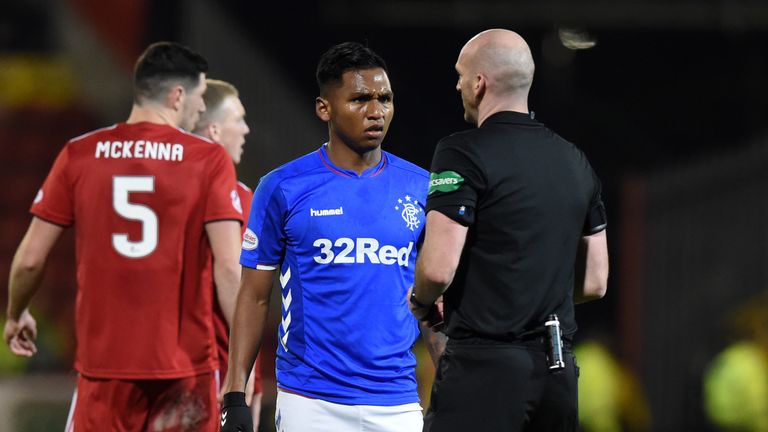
[{"left": 429, "top": 171, "right": 464, "bottom": 195}]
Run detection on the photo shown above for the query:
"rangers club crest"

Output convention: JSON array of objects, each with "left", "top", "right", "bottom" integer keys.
[{"left": 394, "top": 195, "right": 422, "bottom": 231}]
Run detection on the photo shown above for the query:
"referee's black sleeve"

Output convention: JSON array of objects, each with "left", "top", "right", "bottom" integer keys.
[
  {"left": 426, "top": 135, "right": 486, "bottom": 226},
  {"left": 583, "top": 169, "right": 607, "bottom": 234}
]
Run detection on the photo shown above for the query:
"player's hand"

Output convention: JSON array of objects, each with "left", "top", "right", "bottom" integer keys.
[
  {"left": 3, "top": 309, "right": 38, "bottom": 357},
  {"left": 431, "top": 296, "right": 445, "bottom": 332},
  {"left": 220, "top": 392, "right": 253, "bottom": 432}
]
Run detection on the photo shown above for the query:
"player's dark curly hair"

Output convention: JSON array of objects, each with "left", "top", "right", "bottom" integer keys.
[
  {"left": 133, "top": 41, "right": 209, "bottom": 105},
  {"left": 316, "top": 42, "right": 388, "bottom": 95}
]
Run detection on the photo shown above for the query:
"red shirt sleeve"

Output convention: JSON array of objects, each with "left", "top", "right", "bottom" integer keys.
[
  {"left": 204, "top": 145, "right": 245, "bottom": 224},
  {"left": 30, "top": 144, "right": 75, "bottom": 226},
  {"left": 236, "top": 181, "right": 253, "bottom": 236}
]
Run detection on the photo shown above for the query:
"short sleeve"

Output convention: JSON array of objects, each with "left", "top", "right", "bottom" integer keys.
[
  {"left": 583, "top": 170, "right": 607, "bottom": 235},
  {"left": 30, "top": 144, "right": 75, "bottom": 226},
  {"left": 204, "top": 146, "right": 245, "bottom": 224},
  {"left": 236, "top": 182, "right": 253, "bottom": 235},
  {"left": 425, "top": 135, "right": 486, "bottom": 226},
  {"left": 240, "top": 173, "right": 287, "bottom": 268}
]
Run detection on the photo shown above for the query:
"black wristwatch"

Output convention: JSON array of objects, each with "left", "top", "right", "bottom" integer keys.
[{"left": 410, "top": 290, "right": 431, "bottom": 309}]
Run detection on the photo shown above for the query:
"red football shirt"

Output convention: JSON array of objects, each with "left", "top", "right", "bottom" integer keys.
[
  {"left": 212, "top": 180, "right": 262, "bottom": 393},
  {"left": 235, "top": 182, "right": 253, "bottom": 238},
  {"left": 30, "top": 122, "right": 244, "bottom": 379}
]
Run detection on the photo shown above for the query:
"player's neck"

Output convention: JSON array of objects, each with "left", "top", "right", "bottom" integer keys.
[
  {"left": 126, "top": 104, "right": 180, "bottom": 128},
  {"left": 477, "top": 95, "right": 528, "bottom": 127},
  {"left": 326, "top": 141, "right": 382, "bottom": 176}
]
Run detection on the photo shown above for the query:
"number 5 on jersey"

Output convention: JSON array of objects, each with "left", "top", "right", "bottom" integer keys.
[{"left": 112, "top": 176, "right": 158, "bottom": 258}]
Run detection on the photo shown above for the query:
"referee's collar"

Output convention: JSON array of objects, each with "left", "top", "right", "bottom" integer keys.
[{"left": 482, "top": 110, "right": 539, "bottom": 127}]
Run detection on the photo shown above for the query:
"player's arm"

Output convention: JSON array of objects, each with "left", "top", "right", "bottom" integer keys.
[
  {"left": 223, "top": 266, "right": 275, "bottom": 394},
  {"left": 206, "top": 220, "right": 242, "bottom": 325},
  {"left": 4, "top": 217, "right": 65, "bottom": 356},
  {"left": 418, "top": 318, "right": 448, "bottom": 368},
  {"left": 574, "top": 229, "right": 609, "bottom": 304}
]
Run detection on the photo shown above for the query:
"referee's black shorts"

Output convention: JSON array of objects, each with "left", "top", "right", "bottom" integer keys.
[{"left": 423, "top": 336, "right": 579, "bottom": 432}]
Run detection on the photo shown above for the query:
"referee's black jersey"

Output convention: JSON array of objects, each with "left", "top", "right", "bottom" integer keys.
[{"left": 426, "top": 111, "right": 606, "bottom": 340}]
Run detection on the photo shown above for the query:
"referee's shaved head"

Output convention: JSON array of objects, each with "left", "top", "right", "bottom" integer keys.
[
  {"left": 455, "top": 29, "right": 534, "bottom": 125},
  {"left": 461, "top": 29, "right": 534, "bottom": 96}
]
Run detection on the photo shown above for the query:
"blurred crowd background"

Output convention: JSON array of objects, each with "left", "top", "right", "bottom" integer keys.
[{"left": 2, "top": 1, "right": 768, "bottom": 430}]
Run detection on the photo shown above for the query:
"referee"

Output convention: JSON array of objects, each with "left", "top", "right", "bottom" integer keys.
[{"left": 408, "top": 29, "right": 609, "bottom": 431}]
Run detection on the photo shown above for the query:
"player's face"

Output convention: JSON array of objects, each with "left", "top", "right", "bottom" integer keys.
[
  {"left": 179, "top": 73, "right": 207, "bottom": 131},
  {"left": 215, "top": 96, "right": 250, "bottom": 164},
  {"left": 455, "top": 53, "right": 478, "bottom": 125},
  {"left": 325, "top": 68, "right": 393, "bottom": 154}
]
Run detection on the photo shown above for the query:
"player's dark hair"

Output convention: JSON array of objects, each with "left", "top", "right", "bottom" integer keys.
[
  {"left": 133, "top": 41, "right": 209, "bottom": 105},
  {"left": 316, "top": 42, "right": 388, "bottom": 95}
]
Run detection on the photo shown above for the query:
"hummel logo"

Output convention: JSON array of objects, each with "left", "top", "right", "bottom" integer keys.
[
  {"left": 221, "top": 410, "right": 227, "bottom": 427},
  {"left": 310, "top": 206, "right": 343, "bottom": 217}
]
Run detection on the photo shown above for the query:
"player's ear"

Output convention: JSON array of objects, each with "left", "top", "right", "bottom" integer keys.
[
  {"left": 209, "top": 123, "right": 220, "bottom": 142},
  {"left": 169, "top": 85, "right": 185, "bottom": 111},
  {"left": 315, "top": 96, "right": 331, "bottom": 122}
]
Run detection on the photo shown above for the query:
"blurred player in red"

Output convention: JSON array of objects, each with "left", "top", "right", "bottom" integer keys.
[
  {"left": 193, "top": 79, "right": 263, "bottom": 429},
  {"left": 3, "top": 42, "right": 243, "bottom": 431}
]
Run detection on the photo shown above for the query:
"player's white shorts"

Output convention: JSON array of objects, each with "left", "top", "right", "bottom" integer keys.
[{"left": 275, "top": 390, "right": 423, "bottom": 432}]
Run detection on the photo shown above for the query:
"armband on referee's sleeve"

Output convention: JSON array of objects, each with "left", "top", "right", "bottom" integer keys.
[
  {"left": 585, "top": 222, "right": 607, "bottom": 235},
  {"left": 431, "top": 204, "right": 475, "bottom": 226},
  {"left": 583, "top": 200, "right": 607, "bottom": 235}
]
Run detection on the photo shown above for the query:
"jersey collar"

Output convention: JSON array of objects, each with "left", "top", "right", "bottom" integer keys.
[
  {"left": 482, "top": 111, "right": 540, "bottom": 127},
  {"left": 317, "top": 144, "right": 388, "bottom": 178}
]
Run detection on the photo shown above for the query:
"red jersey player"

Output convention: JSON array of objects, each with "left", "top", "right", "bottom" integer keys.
[
  {"left": 3, "top": 42, "right": 243, "bottom": 431},
  {"left": 193, "top": 79, "right": 264, "bottom": 426}
]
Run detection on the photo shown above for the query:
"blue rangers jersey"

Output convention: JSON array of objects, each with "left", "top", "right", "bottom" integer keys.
[{"left": 241, "top": 144, "right": 428, "bottom": 405}]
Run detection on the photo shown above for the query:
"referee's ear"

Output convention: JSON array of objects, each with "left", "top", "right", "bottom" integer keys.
[
  {"left": 316, "top": 97, "right": 331, "bottom": 122},
  {"left": 473, "top": 74, "right": 487, "bottom": 102}
]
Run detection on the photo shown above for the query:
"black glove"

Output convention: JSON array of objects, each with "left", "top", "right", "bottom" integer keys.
[{"left": 220, "top": 392, "right": 253, "bottom": 432}]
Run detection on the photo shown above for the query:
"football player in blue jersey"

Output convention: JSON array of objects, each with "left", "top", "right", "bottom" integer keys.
[{"left": 219, "top": 42, "right": 442, "bottom": 432}]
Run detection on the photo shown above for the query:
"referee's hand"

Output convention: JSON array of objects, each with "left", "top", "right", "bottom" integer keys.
[
  {"left": 407, "top": 288, "right": 444, "bottom": 331},
  {"left": 429, "top": 296, "right": 445, "bottom": 332},
  {"left": 220, "top": 392, "right": 253, "bottom": 432}
]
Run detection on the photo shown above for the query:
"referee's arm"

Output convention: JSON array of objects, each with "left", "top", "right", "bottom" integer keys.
[
  {"left": 574, "top": 229, "right": 609, "bottom": 304},
  {"left": 412, "top": 210, "right": 467, "bottom": 305},
  {"left": 410, "top": 211, "right": 468, "bottom": 364}
]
